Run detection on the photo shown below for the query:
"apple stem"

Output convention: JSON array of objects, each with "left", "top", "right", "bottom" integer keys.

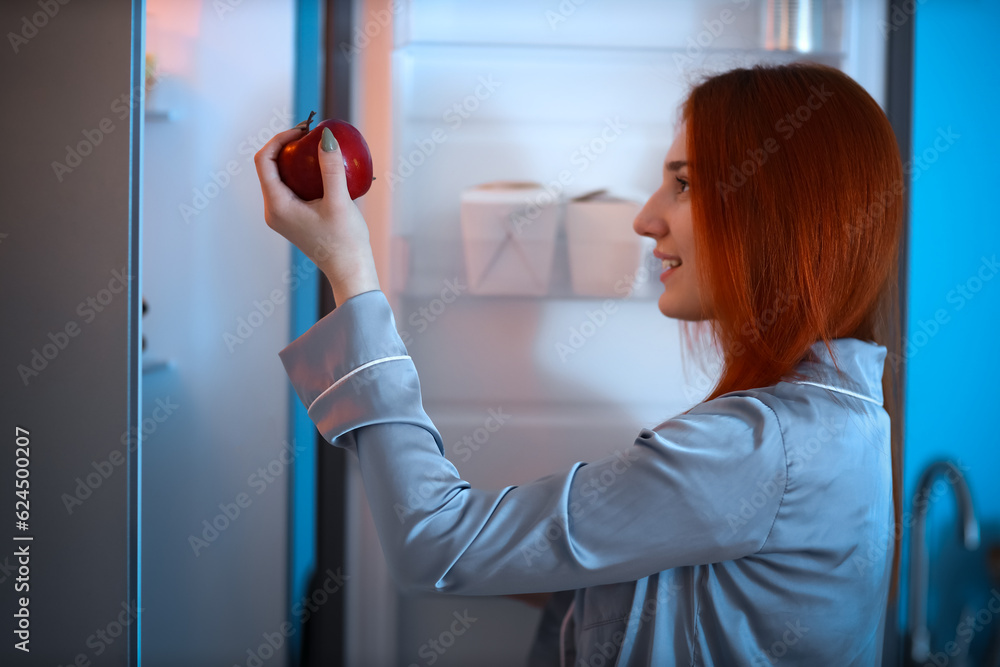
[{"left": 294, "top": 110, "right": 316, "bottom": 132}]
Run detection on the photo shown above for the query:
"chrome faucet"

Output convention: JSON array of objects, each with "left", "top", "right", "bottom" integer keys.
[{"left": 907, "top": 460, "right": 980, "bottom": 665}]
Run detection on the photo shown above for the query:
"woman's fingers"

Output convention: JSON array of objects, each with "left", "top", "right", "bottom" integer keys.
[
  {"left": 253, "top": 126, "right": 310, "bottom": 215},
  {"left": 316, "top": 127, "right": 352, "bottom": 205}
]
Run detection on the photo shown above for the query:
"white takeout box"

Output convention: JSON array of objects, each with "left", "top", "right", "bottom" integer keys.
[
  {"left": 564, "top": 192, "right": 644, "bottom": 297},
  {"left": 459, "top": 181, "right": 562, "bottom": 296}
]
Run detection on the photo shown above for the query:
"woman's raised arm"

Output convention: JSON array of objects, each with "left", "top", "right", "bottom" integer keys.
[{"left": 277, "top": 288, "right": 788, "bottom": 596}]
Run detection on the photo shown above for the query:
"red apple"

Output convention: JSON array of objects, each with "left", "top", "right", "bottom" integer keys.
[{"left": 277, "top": 111, "right": 374, "bottom": 201}]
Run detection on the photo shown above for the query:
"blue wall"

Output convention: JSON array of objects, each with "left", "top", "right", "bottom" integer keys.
[{"left": 902, "top": 0, "right": 1000, "bottom": 661}]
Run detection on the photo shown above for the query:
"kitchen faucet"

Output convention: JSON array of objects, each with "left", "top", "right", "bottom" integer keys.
[{"left": 907, "top": 460, "right": 980, "bottom": 666}]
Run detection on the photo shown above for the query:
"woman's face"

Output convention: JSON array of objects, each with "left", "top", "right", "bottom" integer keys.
[{"left": 633, "top": 121, "right": 712, "bottom": 321}]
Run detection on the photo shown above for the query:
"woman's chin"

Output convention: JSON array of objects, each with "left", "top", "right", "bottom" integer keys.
[
  {"left": 657, "top": 291, "right": 681, "bottom": 319},
  {"left": 657, "top": 292, "right": 705, "bottom": 321}
]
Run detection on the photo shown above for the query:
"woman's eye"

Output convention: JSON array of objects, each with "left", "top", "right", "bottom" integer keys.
[{"left": 675, "top": 176, "right": 689, "bottom": 194}]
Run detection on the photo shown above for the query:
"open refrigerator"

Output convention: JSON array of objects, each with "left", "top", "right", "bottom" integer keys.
[{"left": 345, "top": 1, "right": 890, "bottom": 664}]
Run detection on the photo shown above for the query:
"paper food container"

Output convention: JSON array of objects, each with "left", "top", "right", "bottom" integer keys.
[
  {"left": 459, "top": 181, "right": 562, "bottom": 296},
  {"left": 564, "top": 192, "right": 644, "bottom": 297}
]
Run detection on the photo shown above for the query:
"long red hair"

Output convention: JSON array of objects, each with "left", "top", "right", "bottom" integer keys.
[{"left": 676, "top": 62, "right": 905, "bottom": 600}]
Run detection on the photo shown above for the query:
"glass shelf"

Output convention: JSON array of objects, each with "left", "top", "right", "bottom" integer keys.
[
  {"left": 392, "top": 233, "right": 664, "bottom": 301},
  {"left": 396, "top": 41, "right": 846, "bottom": 61},
  {"left": 394, "top": 0, "right": 849, "bottom": 56}
]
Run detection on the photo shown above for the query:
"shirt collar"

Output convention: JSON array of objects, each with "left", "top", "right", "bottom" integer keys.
[{"left": 786, "top": 338, "right": 888, "bottom": 406}]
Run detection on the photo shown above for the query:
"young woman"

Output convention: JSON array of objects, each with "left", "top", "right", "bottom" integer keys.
[{"left": 255, "top": 61, "right": 903, "bottom": 666}]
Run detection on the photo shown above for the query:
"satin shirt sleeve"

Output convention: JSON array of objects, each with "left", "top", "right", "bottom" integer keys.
[{"left": 277, "top": 289, "right": 788, "bottom": 595}]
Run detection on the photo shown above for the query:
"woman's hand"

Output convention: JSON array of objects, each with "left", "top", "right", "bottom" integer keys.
[{"left": 254, "top": 124, "right": 380, "bottom": 305}]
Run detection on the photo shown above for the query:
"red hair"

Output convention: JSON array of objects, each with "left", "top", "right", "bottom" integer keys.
[{"left": 676, "top": 62, "right": 904, "bottom": 600}]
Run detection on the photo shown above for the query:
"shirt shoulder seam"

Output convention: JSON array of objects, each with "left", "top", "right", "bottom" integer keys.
[
  {"left": 744, "top": 394, "right": 788, "bottom": 555},
  {"left": 787, "top": 379, "right": 881, "bottom": 406}
]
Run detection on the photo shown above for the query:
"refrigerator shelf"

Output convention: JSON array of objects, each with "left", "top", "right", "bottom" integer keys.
[
  {"left": 395, "top": 287, "right": 661, "bottom": 302},
  {"left": 396, "top": 41, "right": 847, "bottom": 63},
  {"left": 393, "top": 0, "right": 851, "bottom": 57},
  {"left": 391, "top": 233, "right": 663, "bottom": 301}
]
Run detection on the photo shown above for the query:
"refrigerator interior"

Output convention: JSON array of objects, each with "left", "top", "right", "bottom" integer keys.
[{"left": 353, "top": 1, "right": 889, "bottom": 664}]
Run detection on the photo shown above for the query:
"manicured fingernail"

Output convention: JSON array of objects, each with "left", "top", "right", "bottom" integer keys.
[{"left": 321, "top": 127, "right": 338, "bottom": 152}]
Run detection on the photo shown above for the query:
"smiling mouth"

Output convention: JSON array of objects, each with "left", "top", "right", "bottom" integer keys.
[{"left": 660, "top": 264, "right": 681, "bottom": 284}]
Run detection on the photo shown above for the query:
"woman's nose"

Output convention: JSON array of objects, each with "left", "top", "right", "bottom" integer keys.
[{"left": 633, "top": 196, "right": 666, "bottom": 239}]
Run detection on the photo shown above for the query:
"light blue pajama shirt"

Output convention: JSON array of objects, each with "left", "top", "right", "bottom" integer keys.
[{"left": 277, "top": 289, "right": 894, "bottom": 666}]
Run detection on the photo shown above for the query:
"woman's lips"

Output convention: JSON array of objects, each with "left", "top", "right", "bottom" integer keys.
[{"left": 660, "top": 264, "right": 680, "bottom": 282}]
